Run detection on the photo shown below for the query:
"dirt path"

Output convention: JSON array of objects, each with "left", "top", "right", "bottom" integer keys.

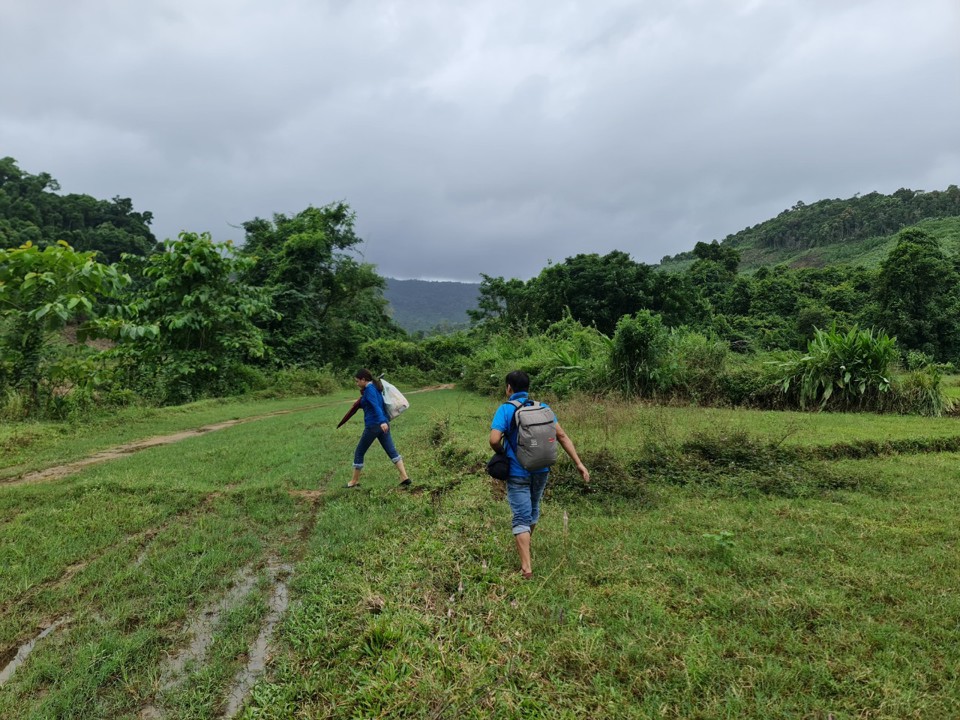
[{"left": 5, "top": 385, "right": 455, "bottom": 488}]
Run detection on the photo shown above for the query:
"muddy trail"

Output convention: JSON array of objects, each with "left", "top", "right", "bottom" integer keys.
[{"left": 5, "top": 384, "right": 454, "bottom": 488}]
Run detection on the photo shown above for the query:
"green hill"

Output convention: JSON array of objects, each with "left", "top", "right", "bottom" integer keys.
[
  {"left": 383, "top": 278, "right": 480, "bottom": 334},
  {"left": 660, "top": 186, "right": 960, "bottom": 272}
]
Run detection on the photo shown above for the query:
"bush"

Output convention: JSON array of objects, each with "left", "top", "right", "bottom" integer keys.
[
  {"left": 661, "top": 329, "right": 729, "bottom": 403},
  {"left": 720, "top": 352, "right": 792, "bottom": 408},
  {"left": 889, "top": 365, "right": 953, "bottom": 416},
  {"left": 610, "top": 310, "right": 669, "bottom": 396},
  {"left": 777, "top": 324, "right": 897, "bottom": 411},
  {"left": 357, "top": 339, "right": 425, "bottom": 374},
  {"left": 419, "top": 332, "right": 475, "bottom": 380},
  {"left": 260, "top": 366, "right": 341, "bottom": 398}
]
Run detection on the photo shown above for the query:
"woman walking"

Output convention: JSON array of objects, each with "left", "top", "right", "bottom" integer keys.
[{"left": 347, "top": 369, "right": 411, "bottom": 488}]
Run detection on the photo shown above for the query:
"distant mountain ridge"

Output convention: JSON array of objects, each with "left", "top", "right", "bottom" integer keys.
[
  {"left": 383, "top": 278, "right": 480, "bottom": 334},
  {"left": 660, "top": 185, "right": 960, "bottom": 272}
]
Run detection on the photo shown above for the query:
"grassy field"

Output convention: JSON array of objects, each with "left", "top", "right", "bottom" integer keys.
[{"left": 1, "top": 387, "right": 959, "bottom": 718}]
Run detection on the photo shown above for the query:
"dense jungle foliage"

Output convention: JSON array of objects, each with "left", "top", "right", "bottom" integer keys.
[{"left": 2, "top": 157, "right": 959, "bottom": 419}]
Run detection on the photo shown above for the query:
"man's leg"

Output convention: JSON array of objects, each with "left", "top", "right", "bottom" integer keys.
[
  {"left": 514, "top": 531, "right": 532, "bottom": 578},
  {"left": 506, "top": 477, "right": 534, "bottom": 577}
]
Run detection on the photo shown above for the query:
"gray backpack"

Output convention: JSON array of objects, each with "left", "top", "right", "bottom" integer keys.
[{"left": 507, "top": 399, "right": 557, "bottom": 472}]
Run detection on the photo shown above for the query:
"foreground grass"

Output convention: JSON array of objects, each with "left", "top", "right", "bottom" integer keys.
[{"left": 1, "top": 387, "right": 958, "bottom": 718}]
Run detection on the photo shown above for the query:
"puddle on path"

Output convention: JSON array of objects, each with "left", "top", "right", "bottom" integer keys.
[
  {"left": 0, "top": 617, "right": 70, "bottom": 687},
  {"left": 221, "top": 564, "right": 292, "bottom": 719}
]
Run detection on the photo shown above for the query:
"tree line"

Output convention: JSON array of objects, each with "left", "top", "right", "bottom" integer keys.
[{"left": 2, "top": 156, "right": 959, "bottom": 419}]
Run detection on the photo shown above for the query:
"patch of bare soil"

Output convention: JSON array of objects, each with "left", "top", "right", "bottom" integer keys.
[{"left": 409, "top": 383, "right": 455, "bottom": 393}]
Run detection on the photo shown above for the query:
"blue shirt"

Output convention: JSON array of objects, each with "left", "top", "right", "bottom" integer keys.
[
  {"left": 490, "top": 391, "right": 556, "bottom": 478},
  {"left": 360, "top": 383, "right": 389, "bottom": 427}
]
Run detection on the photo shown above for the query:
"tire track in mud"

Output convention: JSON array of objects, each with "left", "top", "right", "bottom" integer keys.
[
  {"left": 137, "top": 486, "right": 327, "bottom": 719},
  {"left": 0, "top": 617, "right": 71, "bottom": 688},
  {"left": 0, "top": 489, "right": 231, "bottom": 670},
  {"left": 3, "top": 384, "right": 454, "bottom": 488}
]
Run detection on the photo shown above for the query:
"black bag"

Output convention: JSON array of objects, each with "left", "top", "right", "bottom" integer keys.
[{"left": 486, "top": 452, "right": 510, "bottom": 480}]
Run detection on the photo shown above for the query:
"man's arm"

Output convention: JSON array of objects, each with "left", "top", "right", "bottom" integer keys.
[
  {"left": 489, "top": 429, "right": 505, "bottom": 453},
  {"left": 555, "top": 422, "right": 590, "bottom": 484}
]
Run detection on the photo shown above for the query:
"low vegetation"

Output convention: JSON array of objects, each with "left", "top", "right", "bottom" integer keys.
[{"left": 2, "top": 388, "right": 959, "bottom": 718}]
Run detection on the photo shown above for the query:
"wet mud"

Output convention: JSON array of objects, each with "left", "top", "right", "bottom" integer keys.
[{"left": 0, "top": 617, "right": 70, "bottom": 687}]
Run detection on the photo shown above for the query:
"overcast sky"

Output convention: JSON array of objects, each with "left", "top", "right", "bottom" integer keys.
[{"left": 2, "top": 1, "right": 958, "bottom": 281}]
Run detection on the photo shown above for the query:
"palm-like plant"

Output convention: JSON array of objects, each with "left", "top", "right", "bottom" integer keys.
[{"left": 779, "top": 324, "right": 897, "bottom": 410}]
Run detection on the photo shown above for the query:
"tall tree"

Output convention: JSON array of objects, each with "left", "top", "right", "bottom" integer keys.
[
  {"left": 239, "top": 203, "right": 401, "bottom": 366},
  {"left": 116, "top": 232, "right": 274, "bottom": 402},
  {"left": 875, "top": 228, "right": 960, "bottom": 360}
]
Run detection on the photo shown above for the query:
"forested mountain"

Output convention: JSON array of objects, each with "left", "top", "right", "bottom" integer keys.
[
  {"left": 383, "top": 278, "right": 480, "bottom": 334},
  {"left": 660, "top": 186, "right": 960, "bottom": 271},
  {"left": 0, "top": 157, "right": 158, "bottom": 262}
]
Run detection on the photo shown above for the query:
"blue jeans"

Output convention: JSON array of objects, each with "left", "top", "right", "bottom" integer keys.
[
  {"left": 506, "top": 473, "right": 549, "bottom": 535},
  {"left": 353, "top": 425, "right": 401, "bottom": 469}
]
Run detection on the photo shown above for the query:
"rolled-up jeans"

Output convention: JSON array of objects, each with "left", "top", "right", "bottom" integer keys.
[
  {"left": 506, "top": 472, "right": 549, "bottom": 535},
  {"left": 353, "top": 425, "right": 401, "bottom": 469}
]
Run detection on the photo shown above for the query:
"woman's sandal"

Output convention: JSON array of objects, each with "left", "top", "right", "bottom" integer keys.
[
  {"left": 399, "top": 478, "right": 412, "bottom": 486},
  {"left": 345, "top": 482, "right": 360, "bottom": 488},
  {"left": 520, "top": 569, "right": 533, "bottom": 580}
]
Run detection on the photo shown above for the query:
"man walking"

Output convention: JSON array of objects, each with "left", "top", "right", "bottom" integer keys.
[{"left": 489, "top": 370, "right": 590, "bottom": 579}]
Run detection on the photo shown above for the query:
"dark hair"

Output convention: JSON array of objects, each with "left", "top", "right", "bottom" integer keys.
[
  {"left": 505, "top": 370, "right": 530, "bottom": 392},
  {"left": 355, "top": 368, "right": 383, "bottom": 392}
]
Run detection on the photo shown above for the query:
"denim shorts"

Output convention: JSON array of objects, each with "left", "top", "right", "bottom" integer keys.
[
  {"left": 506, "top": 472, "right": 549, "bottom": 535},
  {"left": 353, "top": 425, "right": 401, "bottom": 469}
]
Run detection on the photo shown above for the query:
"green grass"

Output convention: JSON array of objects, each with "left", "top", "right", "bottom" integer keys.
[
  {"left": 0, "top": 392, "right": 351, "bottom": 481},
  {"left": 1, "top": 387, "right": 959, "bottom": 718}
]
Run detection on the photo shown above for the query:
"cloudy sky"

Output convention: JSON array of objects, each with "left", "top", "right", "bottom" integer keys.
[{"left": 2, "top": 1, "right": 958, "bottom": 281}]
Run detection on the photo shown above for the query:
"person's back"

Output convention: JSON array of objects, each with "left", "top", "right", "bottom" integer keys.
[{"left": 488, "top": 370, "right": 590, "bottom": 579}]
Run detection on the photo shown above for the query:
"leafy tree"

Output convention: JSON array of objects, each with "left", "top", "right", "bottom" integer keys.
[
  {"left": 0, "top": 157, "right": 157, "bottom": 262},
  {"left": 0, "top": 241, "right": 129, "bottom": 402},
  {"left": 116, "top": 232, "right": 274, "bottom": 402},
  {"left": 468, "top": 274, "right": 532, "bottom": 329},
  {"left": 239, "top": 203, "right": 401, "bottom": 366},
  {"left": 471, "top": 251, "right": 705, "bottom": 336},
  {"left": 875, "top": 228, "right": 960, "bottom": 360}
]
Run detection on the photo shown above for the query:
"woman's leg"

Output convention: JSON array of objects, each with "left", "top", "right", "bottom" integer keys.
[
  {"left": 377, "top": 429, "right": 410, "bottom": 484},
  {"left": 349, "top": 426, "right": 378, "bottom": 486}
]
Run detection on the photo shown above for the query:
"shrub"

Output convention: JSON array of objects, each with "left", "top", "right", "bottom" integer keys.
[
  {"left": 777, "top": 324, "right": 897, "bottom": 411},
  {"left": 661, "top": 329, "right": 729, "bottom": 403},
  {"left": 357, "top": 339, "right": 424, "bottom": 373},
  {"left": 610, "top": 310, "right": 669, "bottom": 396},
  {"left": 260, "top": 366, "right": 341, "bottom": 398},
  {"left": 889, "top": 365, "right": 953, "bottom": 416},
  {"left": 419, "top": 333, "right": 475, "bottom": 380}
]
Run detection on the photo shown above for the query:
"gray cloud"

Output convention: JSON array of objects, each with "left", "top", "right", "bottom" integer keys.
[{"left": 2, "top": 0, "right": 958, "bottom": 280}]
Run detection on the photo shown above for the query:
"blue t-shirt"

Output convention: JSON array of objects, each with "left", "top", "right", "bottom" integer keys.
[
  {"left": 490, "top": 391, "right": 556, "bottom": 478},
  {"left": 360, "top": 383, "right": 389, "bottom": 427}
]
